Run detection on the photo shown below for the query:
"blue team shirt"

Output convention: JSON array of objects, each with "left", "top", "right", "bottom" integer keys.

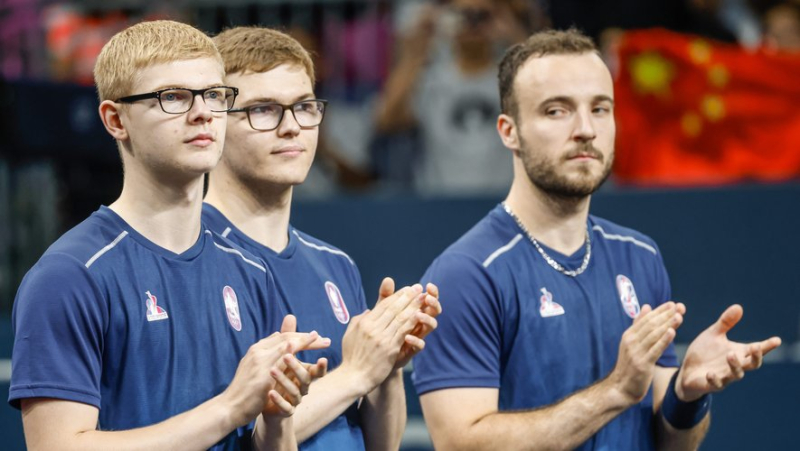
[
  {"left": 413, "top": 204, "right": 679, "bottom": 450},
  {"left": 9, "top": 206, "right": 286, "bottom": 450},
  {"left": 203, "top": 203, "right": 368, "bottom": 451}
]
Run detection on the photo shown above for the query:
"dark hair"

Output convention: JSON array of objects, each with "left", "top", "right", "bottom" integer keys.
[{"left": 499, "top": 28, "right": 598, "bottom": 117}]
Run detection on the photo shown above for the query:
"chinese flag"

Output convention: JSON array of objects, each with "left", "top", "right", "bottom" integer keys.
[{"left": 613, "top": 28, "right": 800, "bottom": 185}]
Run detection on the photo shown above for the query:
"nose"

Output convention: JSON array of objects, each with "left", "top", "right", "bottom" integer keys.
[
  {"left": 573, "top": 108, "right": 597, "bottom": 142},
  {"left": 187, "top": 93, "right": 213, "bottom": 124},
  {"left": 276, "top": 108, "right": 301, "bottom": 137}
]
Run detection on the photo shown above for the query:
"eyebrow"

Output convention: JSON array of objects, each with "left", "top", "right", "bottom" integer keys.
[
  {"left": 146, "top": 84, "right": 226, "bottom": 92},
  {"left": 539, "top": 95, "right": 615, "bottom": 108},
  {"left": 242, "top": 93, "right": 315, "bottom": 106}
]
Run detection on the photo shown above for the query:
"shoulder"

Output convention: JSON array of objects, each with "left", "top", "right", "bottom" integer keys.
[
  {"left": 204, "top": 230, "right": 269, "bottom": 274},
  {"left": 291, "top": 228, "right": 357, "bottom": 268},
  {"left": 590, "top": 216, "right": 661, "bottom": 257},
  {"left": 435, "top": 206, "right": 523, "bottom": 271},
  {"left": 44, "top": 213, "right": 131, "bottom": 270}
]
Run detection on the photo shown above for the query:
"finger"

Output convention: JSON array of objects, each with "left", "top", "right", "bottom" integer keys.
[
  {"left": 632, "top": 303, "right": 653, "bottom": 326},
  {"left": 386, "top": 292, "right": 426, "bottom": 338},
  {"left": 706, "top": 372, "right": 723, "bottom": 391},
  {"left": 758, "top": 336, "right": 783, "bottom": 356},
  {"left": 268, "top": 389, "right": 295, "bottom": 415},
  {"left": 285, "top": 331, "right": 330, "bottom": 353},
  {"left": 271, "top": 365, "right": 302, "bottom": 403},
  {"left": 714, "top": 304, "right": 744, "bottom": 335},
  {"left": 377, "top": 277, "right": 396, "bottom": 303},
  {"left": 675, "top": 302, "right": 686, "bottom": 316},
  {"left": 310, "top": 357, "right": 328, "bottom": 379},
  {"left": 425, "top": 283, "right": 439, "bottom": 300},
  {"left": 744, "top": 343, "right": 763, "bottom": 370},
  {"left": 633, "top": 302, "right": 677, "bottom": 344},
  {"left": 644, "top": 326, "right": 676, "bottom": 362},
  {"left": 283, "top": 354, "right": 312, "bottom": 387},
  {"left": 404, "top": 334, "right": 425, "bottom": 352},
  {"left": 280, "top": 314, "right": 297, "bottom": 334},
  {"left": 374, "top": 287, "right": 421, "bottom": 329},
  {"left": 372, "top": 285, "right": 415, "bottom": 318},
  {"left": 410, "top": 311, "right": 438, "bottom": 340},
  {"left": 422, "top": 293, "right": 442, "bottom": 317},
  {"left": 727, "top": 352, "right": 745, "bottom": 381}
]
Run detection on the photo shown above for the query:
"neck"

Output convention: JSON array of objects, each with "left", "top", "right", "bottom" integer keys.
[
  {"left": 205, "top": 166, "right": 292, "bottom": 252},
  {"left": 504, "top": 173, "right": 591, "bottom": 256},
  {"left": 109, "top": 165, "right": 205, "bottom": 254}
]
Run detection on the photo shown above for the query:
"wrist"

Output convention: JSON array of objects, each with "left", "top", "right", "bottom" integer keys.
[
  {"left": 661, "top": 370, "right": 712, "bottom": 429},
  {"left": 334, "top": 363, "right": 374, "bottom": 398},
  {"left": 211, "top": 392, "right": 243, "bottom": 431}
]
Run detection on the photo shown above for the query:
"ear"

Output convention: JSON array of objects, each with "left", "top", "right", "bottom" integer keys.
[
  {"left": 98, "top": 100, "right": 129, "bottom": 141},
  {"left": 497, "top": 113, "right": 521, "bottom": 156}
]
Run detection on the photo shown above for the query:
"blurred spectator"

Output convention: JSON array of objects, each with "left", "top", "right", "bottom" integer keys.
[
  {"left": 375, "top": 0, "right": 531, "bottom": 197},
  {"left": 763, "top": 1, "right": 800, "bottom": 51}
]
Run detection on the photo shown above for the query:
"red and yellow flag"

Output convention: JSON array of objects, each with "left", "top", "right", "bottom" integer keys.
[{"left": 613, "top": 29, "right": 800, "bottom": 185}]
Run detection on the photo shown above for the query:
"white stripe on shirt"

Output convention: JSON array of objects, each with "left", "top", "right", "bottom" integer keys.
[
  {"left": 483, "top": 234, "right": 524, "bottom": 268},
  {"left": 592, "top": 225, "right": 657, "bottom": 255},
  {"left": 293, "top": 230, "right": 355, "bottom": 265},
  {"left": 85, "top": 231, "right": 128, "bottom": 268}
]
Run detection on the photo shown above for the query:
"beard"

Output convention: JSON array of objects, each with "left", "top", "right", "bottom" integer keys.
[{"left": 519, "top": 137, "right": 614, "bottom": 199}]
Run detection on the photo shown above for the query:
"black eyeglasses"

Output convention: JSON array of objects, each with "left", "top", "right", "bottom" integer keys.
[
  {"left": 229, "top": 99, "right": 327, "bottom": 131},
  {"left": 116, "top": 86, "right": 239, "bottom": 114}
]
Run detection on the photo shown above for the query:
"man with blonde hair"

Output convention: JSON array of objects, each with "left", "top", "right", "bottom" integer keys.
[
  {"left": 9, "top": 20, "right": 328, "bottom": 450},
  {"left": 204, "top": 26, "right": 441, "bottom": 451}
]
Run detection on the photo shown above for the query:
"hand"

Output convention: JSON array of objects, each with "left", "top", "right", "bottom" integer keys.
[
  {"left": 262, "top": 316, "right": 330, "bottom": 417},
  {"left": 220, "top": 315, "right": 331, "bottom": 426},
  {"left": 677, "top": 304, "right": 782, "bottom": 402},
  {"left": 394, "top": 282, "right": 442, "bottom": 370},
  {"left": 339, "top": 280, "right": 425, "bottom": 392},
  {"left": 610, "top": 302, "right": 684, "bottom": 404}
]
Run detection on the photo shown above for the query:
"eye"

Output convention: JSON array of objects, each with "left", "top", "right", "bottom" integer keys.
[
  {"left": 592, "top": 105, "right": 612, "bottom": 114},
  {"left": 161, "top": 90, "right": 186, "bottom": 102},
  {"left": 249, "top": 104, "right": 282, "bottom": 115},
  {"left": 545, "top": 107, "right": 568, "bottom": 117}
]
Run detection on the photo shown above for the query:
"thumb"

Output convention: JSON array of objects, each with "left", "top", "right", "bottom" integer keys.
[
  {"left": 715, "top": 304, "right": 743, "bottom": 335},
  {"left": 281, "top": 314, "right": 298, "bottom": 334},
  {"left": 377, "top": 277, "right": 396, "bottom": 303}
]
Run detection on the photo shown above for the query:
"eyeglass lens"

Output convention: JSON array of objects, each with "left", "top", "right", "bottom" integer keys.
[
  {"left": 158, "top": 87, "right": 236, "bottom": 113},
  {"left": 248, "top": 101, "right": 325, "bottom": 130}
]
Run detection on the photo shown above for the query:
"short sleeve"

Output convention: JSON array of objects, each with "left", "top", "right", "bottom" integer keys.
[
  {"left": 412, "top": 252, "right": 503, "bottom": 395},
  {"left": 9, "top": 254, "right": 108, "bottom": 409}
]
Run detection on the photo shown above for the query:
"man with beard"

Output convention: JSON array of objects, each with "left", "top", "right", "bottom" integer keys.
[{"left": 412, "top": 29, "right": 782, "bottom": 450}]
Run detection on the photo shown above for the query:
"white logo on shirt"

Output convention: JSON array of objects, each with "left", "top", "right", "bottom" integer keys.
[
  {"left": 325, "top": 281, "right": 350, "bottom": 324},
  {"left": 145, "top": 291, "right": 169, "bottom": 322},
  {"left": 616, "top": 274, "right": 641, "bottom": 318},
  {"left": 223, "top": 286, "right": 242, "bottom": 331},
  {"left": 539, "top": 287, "right": 565, "bottom": 317}
]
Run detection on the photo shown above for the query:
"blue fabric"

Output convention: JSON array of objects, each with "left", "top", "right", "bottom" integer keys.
[
  {"left": 661, "top": 371, "right": 711, "bottom": 429},
  {"left": 9, "top": 206, "right": 286, "bottom": 450},
  {"left": 413, "top": 204, "right": 679, "bottom": 451},
  {"left": 203, "top": 203, "right": 368, "bottom": 451}
]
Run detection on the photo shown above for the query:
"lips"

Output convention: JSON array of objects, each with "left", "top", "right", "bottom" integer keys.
[
  {"left": 186, "top": 133, "right": 214, "bottom": 146},
  {"left": 565, "top": 145, "right": 603, "bottom": 162},
  {"left": 271, "top": 146, "right": 304, "bottom": 155}
]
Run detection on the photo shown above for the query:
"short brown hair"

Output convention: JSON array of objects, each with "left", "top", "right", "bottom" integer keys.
[
  {"left": 499, "top": 28, "right": 598, "bottom": 117},
  {"left": 213, "top": 27, "right": 315, "bottom": 85},
  {"left": 94, "top": 20, "right": 223, "bottom": 102}
]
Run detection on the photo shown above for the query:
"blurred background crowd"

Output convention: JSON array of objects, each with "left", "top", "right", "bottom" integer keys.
[{"left": 1, "top": 1, "right": 799, "bottom": 449}]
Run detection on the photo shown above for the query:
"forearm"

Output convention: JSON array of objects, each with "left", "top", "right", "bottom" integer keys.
[
  {"left": 292, "top": 366, "right": 369, "bottom": 443},
  {"left": 22, "top": 395, "right": 237, "bottom": 451},
  {"left": 253, "top": 415, "right": 296, "bottom": 451},
  {"left": 433, "top": 377, "right": 633, "bottom": 451},
  {"left": 375, "top": 56, "right": 426, "bottom": 133},
  {"left": 656, "top": 413, "right": 710, "bottom": 451},
  {"left": 360, "top": 369, "right": 406, "bottom": 451}
]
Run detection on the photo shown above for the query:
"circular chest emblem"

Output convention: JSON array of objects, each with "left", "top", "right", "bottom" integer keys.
[
  {"left": 325, "top": 281, "right": 350, "bottom": 324},
  {"left": 223, "top": 285, "right": 242, "bottom": 331},
  {"left": 616, "top": 274, "right": 641, "bottom": 319}
]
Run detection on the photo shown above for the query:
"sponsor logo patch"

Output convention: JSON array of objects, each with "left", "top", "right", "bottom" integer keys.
[
  {"left": 145, "top": 291, "right": 169, "bottom": 322},
  {"left": 223, "top": 285, "right": 242, "bottom": 331},
  {"left": 325, "top": 281, "right": 350, "bottom": 324},
  {"left": 616, "top": 274, "right": 641, "bottom": 318},
  {"left": 539, "top": 287, "right": 565, "bottom": 317}
]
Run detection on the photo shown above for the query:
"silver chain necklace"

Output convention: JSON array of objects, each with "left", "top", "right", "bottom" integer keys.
[{"left": 501, "top": 202, "right": 591, "bottom": 277}]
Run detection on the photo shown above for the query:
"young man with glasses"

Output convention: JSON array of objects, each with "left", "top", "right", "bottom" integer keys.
[
  {"left": 9, "top": 20, "right": 329, "bottom": 450},
  {"left": 204, "top": 27, "right": 441, "bottom": 451}
]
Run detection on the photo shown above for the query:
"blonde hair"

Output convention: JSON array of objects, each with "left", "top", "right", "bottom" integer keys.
[
  {"left": 214, "top": 26, "right": 315, "bottom": 85},
  {"left": 94, "top": 20, "right": 223, "bottom": 102}
]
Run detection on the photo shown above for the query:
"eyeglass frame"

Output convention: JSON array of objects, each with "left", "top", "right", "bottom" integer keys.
[
  {"left": 115, "top": 86, "right": 239, "bottom": 114},
  {"left": 228, "top": 99, "right": 328, "bottom": 131}
]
